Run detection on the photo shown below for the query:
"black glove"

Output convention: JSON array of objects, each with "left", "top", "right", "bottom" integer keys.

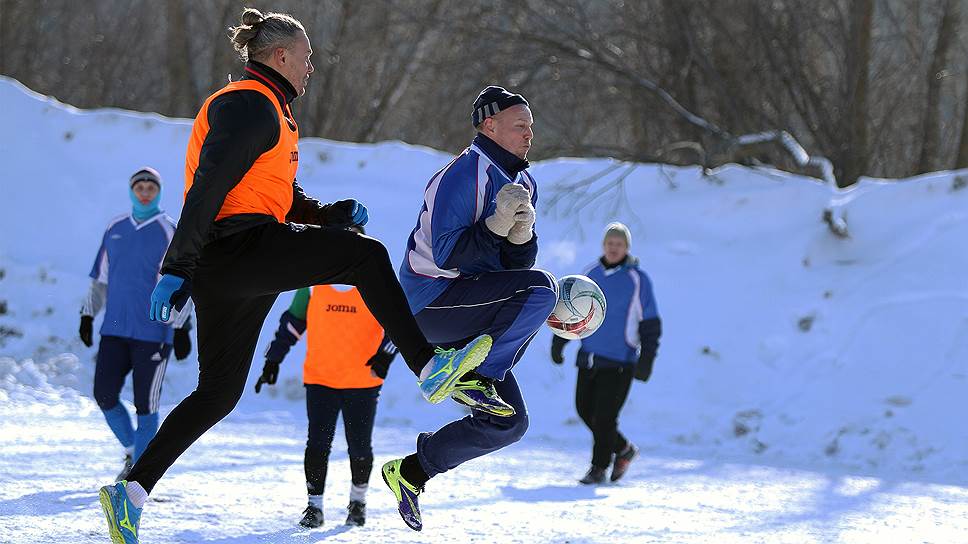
[
  {"left": 634, "top": 352, "right": 655, "bottom": 382},
  {"left": 550, "top": 335, "right": 568, "bottom": 365},
  {"left": 366, "top": 351, "right": 394, "bottom": 379},
  {"left": 79, "top": 315, "right": 94, "bottom": 347},
  {"left": 254, "top": 360, "right": 280, "bottom": 393},
  {"left": 173, "top": 328, "right": 192, "bottom": 361}
]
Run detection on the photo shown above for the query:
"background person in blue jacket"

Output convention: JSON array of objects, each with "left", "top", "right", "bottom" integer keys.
[
  {"left": 79, "top": 167, "right": 193, "bottom": 481},
  {"left": 384, "top": 86, "right": 559, "bottom": 531},
  {"left": 551, "top": 222, "right": 661, "bottom": 485}
]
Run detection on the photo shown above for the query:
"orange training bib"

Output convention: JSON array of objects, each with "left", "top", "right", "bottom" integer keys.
[
  {"left": 184, "top": 79, "right": 299, "bottom": 222},
  {"left": 303, "top": 285, "right": 385, "bottom": 389}
]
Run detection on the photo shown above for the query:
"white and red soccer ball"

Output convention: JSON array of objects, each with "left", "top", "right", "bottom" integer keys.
[{"left": 546, "top": 274, "right": 607, "bottom": 340}]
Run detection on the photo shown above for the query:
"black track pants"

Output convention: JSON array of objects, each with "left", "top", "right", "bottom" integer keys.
[
  {"left": 575, "top": 366, "right": 634, "bottom": 469},
  {"left": 126, "top": 222, "right": 434, "bottom": 492},
  {"left": 304, "top": 384, "right": 380, "bottom": 495}
]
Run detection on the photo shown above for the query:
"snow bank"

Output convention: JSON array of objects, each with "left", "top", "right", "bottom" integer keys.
[{"left": 1, "top": 75, "right": 966, "bottom": 484}]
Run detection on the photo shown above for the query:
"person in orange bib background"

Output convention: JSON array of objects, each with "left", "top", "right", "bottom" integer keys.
[{"left": 256, "top": 227, "right": 398, "bottom": 529}]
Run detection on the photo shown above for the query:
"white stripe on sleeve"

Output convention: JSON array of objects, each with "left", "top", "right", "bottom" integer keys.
[{"left": 625, "top": 269, "right": 643, "bottom": 349}]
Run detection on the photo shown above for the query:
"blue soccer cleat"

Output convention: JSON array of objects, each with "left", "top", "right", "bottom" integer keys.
[
  {"left": 381, "top": 458, "right": 423, "bottom": 531},
  {"left": 418, "top": 334, "right": 492, "bottom": 404},
  {"left": 99, "top": 480, "right": 142, "bottom": 544}
]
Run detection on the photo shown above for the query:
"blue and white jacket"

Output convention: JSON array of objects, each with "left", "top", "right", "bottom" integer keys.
[
  {"left": 578, "top": 255, "right": 661, "bottom": 366},
  {"left": 399, "top": 134, "right": 539, "bottom": 313},
  {"left": 83, "top": 212, "right": 185, "bottom": 344}
]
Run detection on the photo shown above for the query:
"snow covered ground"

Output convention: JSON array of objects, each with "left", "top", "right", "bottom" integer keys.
[
  {"left": 3, "top": 392, "right": 967, "bottom": 544},
  {"left": 1, "top": 75, "right": 967, "bottom": 542}
]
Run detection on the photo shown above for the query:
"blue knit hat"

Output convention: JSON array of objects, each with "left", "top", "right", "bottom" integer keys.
[{"left": 472, "top": 86, "right": 529, "bottom": 127}]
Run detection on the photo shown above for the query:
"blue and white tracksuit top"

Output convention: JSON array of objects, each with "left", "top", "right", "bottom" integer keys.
[
  {"left": 580, "top": 256, "right": 659, "bottom": 364},
  {"left": 399, "top": 134, "right": 539, "bottom": 313},
  {"left": 88, "top": 213, "right": 177, "bottom": 343}
]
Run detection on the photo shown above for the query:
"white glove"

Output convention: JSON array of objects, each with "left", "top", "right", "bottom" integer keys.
[
  {"left": 507, "top": 202, "right": 535, "bottom": 244},
  {"left": 485, "top": 184, "right": 531, "bottom": 237}
]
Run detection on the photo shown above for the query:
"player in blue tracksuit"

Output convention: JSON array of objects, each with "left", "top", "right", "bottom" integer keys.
[
  {"left": 79, "top": 167, "right": 193, "bottom": 481},
  {"left": 382, "top": 86, "right": 558, "bottom": 531},
  {"left": 551, "top": 222, "right": 662, "bottom": 485}
]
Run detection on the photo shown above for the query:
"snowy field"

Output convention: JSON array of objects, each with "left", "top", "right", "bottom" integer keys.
[
  {"left": 2, "top": 394, "right": 967, "bottom": 544},
  {"left": 1, "top": 75, "right": 967, "bottom": 542}
]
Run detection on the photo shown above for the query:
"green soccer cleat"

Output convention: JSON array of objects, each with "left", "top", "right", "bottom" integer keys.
[
  {"left": 99, "top": 480, "right": 141, "bottom": 544},
  {"left": 450, "top": 371, "right": 515, "bottom": 417},
  {"left": 418, "top": 334, "right": 492, "bottom": 404},
  {"left": 381, "top": 458, "right": 423, "bottom": 531}
]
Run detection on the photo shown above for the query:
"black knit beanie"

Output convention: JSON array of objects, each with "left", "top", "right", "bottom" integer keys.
[{"left": 471, "top": 86, "right": 529, "bottom": 127}]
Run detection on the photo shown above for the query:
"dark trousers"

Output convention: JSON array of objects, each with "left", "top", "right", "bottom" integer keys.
[
  {"left": 94, "top": 335, "right": 171, "bottom": 415},
  {"left": 126, "top": 222, "right": 434, "bottom": 492},
  {"left": 415, "top": 269, "right": 558, "bottom": 380},
  {"left": 411, "top": 270, "right": 555, "bottom": 478},
  {"left": 575, "top": 366, "right": 633, "bottom": 469},
  {"left": 416, "top": 371, "right": 528, "bottom": 478},
  {"left": 304, "top": 384, "right": 380, "bottom": 496}
]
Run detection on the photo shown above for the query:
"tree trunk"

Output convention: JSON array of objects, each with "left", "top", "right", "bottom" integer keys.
[
  {"left": 0, "top": 1, "right": 15, "bottom": 73},
  {"left": 916, "top": 0, "right": 958, "bottom": 174},
  {"left": 957, "top": 68, "right": 968, "bottom": 169},
  {"left": 166, "top": 0, "right": 193, "bottom": 117},
  {"left": 842, "top": 0, "right": 874, "bottom": 186},
  {"left": 308, "top": 0, "right": 354, "bottom": 136}
]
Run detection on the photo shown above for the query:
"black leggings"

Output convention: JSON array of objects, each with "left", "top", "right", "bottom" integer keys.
[
  {"left": 575, "top": 366, "right": 633, "bottom": 469},
  {"left": 126, "top": 222, "right": 434, "bottom": 493},
  {"left": 304, "top": 384, "right": 380, "bottom": 495}
]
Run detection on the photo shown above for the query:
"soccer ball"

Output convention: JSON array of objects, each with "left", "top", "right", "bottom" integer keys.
[{"left": 546, "top": 275, "right": 607, "bottom": 340}]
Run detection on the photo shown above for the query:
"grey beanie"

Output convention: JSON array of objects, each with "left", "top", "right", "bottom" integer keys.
[
  {"left": 129, "top": 167, "right": 162, "bottom": 188},
  {"left": 603, "top": 222, "right": 631, "bottom": 247}
]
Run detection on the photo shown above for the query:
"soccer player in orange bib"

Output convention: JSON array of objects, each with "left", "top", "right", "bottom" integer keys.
[{"left": 255, "top": 227, "right": 398, "bottom": 529}]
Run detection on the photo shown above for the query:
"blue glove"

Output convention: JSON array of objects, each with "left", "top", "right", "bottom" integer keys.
[
  {"left": 323, "top": 199, "right": 369, "bottom": 227},
  {"left": 149, "top": 274, "right": 191, "bottom": 322},
  {"left": 350, "top": 201, "right": 368, "bottom": 226}
]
